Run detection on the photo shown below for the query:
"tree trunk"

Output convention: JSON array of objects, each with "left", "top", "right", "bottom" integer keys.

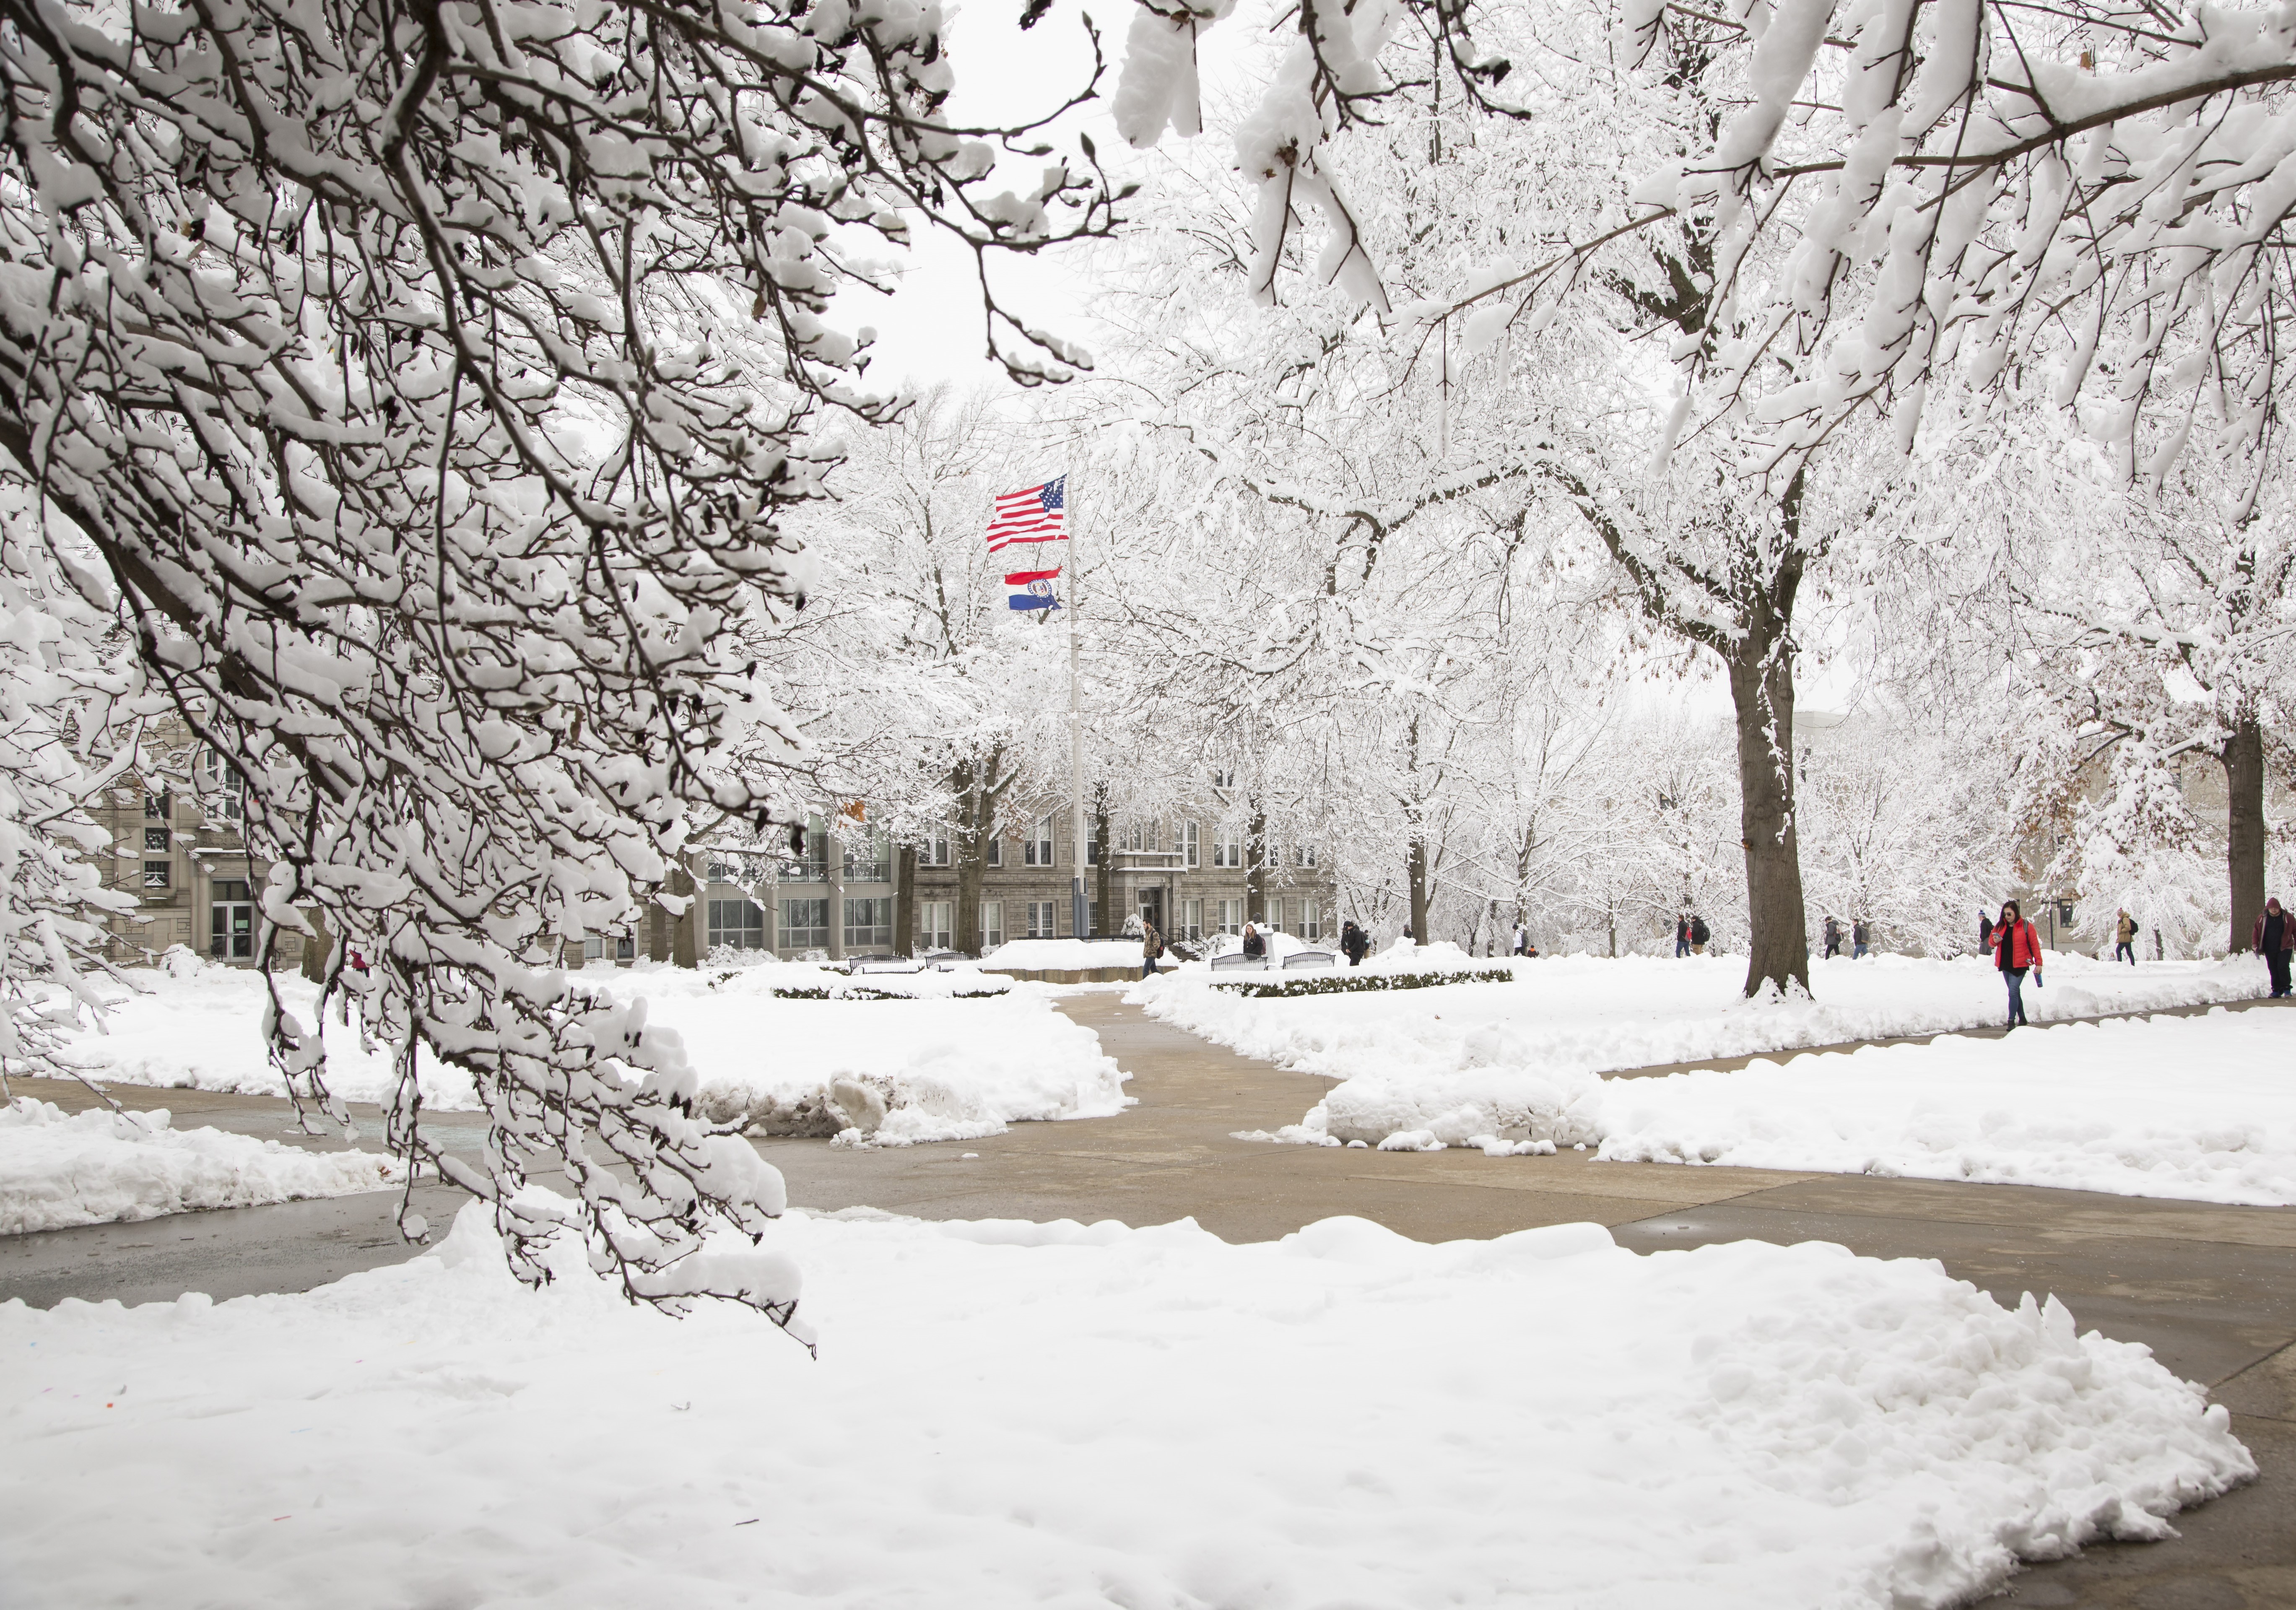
[
  {"left": 2225, "top": 712, "right": 2266, "bottom": 953},
  {"left": 669, "top": 860, "right": 700, "bottom": 968},
  {"left": 1246, "top": 798, "right": 1270, "bottom": 925},
  {"left": 1406, "top": 834, "right": 1430, "bottom": 943},
  {"left": 646, "top": 898, "right": 669, "bottom": 962},
  {"left": 300, "top": 908, "right": 331, "bottom": 983},
  {"left": 1092, "top": 791, "right": 1111, "bottom": 936},
  {"left": 1725, "top": 628, "right": 1809, "bottom": 997},
  {"left": 893, "top": 842, "right": 917, "bottom": 957},
  {"left": 952, "top": 751, "right": 1001, "bottom": 956}
]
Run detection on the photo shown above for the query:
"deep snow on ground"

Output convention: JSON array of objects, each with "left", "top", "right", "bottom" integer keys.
[
  {"left": 1595, "top": 1010, "right": 2296, "bottom": 1202},
  {"left": 0, "top": 1098, "right": 397, "bottom": 1235},
  {"left": 44, "top": 953, "right": 1125, "bottom": 1146},
  {"left": 1160, "top": 953, "right": 2296, "bottom": 1202},
  {"left": 0, "top": 1200, "right": 2252, "bottom": 1610}
]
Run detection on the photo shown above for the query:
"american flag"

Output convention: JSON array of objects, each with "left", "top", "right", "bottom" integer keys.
[{"left": 985, "top": 475, "right": 1066, "bottom": 554}]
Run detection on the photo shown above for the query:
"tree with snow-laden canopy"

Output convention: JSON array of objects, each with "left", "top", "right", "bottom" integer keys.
[
  {"left": 1109, "top": 0, "right": 2296, "bottom": 994},
  {"left": 0, "top": 0, "right": 1117, "bottom": 1322}
]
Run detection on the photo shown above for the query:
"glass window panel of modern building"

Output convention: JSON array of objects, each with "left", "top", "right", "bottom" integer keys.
[
  {"left": 707, "top": 898, "right": 766, "bottom": 951},
  {"left": 845, "top": 898, "right": 893, "bottom": 952},
  {"left": 780, "top": 898, "right": 830, "bottom": 953},
  {"left": 844, "top": 826, "right": 891, "bottom": 884}
]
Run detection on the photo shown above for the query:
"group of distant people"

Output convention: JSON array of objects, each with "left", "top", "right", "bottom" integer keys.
[
  {"left": 1820, "top": 916, "right": 1871, "bottom": 959},
  {"left": 1673, "top": 914, "right": 1711, "bottom": 957}
]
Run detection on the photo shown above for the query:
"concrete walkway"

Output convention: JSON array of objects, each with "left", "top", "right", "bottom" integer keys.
[{"left": 5, "top": 996, "right": 2294, "bottom": 1605}]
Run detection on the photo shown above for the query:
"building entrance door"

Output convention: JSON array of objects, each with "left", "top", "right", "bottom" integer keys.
[{"left": 1138, "top": 888, "right": 1164, "bottom": 937}]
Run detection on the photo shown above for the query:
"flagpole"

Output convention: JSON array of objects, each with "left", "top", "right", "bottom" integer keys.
[{"left": 1068, "top": 474, "right": 1089, "bottom": 942}]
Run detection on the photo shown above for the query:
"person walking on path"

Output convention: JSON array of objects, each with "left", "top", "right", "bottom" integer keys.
[
  {"left": 1512, "top": 921, "right": 1527, "bottom": 957},
  {"left": 2253, "top": 898, "right": 2294, "bottom": 997},
  {"left": 2114, "top": 909, "right": 2139, "bottom": 966},
  {"left": 1675, "top": 914, "right": 1692, "bottom": 958},
  {"left": 1341, "top": 921, "right": 1369, "bottom": 968},
  {"left": 1822, "top": 917, "right": 1841, "bottom": 959},
  {"left": 1140, "top": 920, "right": 1165, "bottom": 982},
  {"left": 1851, "top": 918, "right": 1870, "bottom": 960},
  {"left": 1991, "top": 900, "right": 2042, "bottom": 1028},
  {"left": 1977, "top": 908, "right": 1994, "bottom": 955},
  {"left": 1689, "top": 914, "right": 1710, "bottom": 956},
  {"left": 1241, "top": 922, "right": 1267, "bottom": 961}
]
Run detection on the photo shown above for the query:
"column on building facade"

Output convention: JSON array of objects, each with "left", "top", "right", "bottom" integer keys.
[{"left": 826, "top": 840, "right": 844, "bottom": 962}]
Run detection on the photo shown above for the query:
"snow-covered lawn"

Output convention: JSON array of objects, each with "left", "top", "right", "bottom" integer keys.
[
  {"left": 0, "top": 1201, "right": 2251, "bottom": 1610},
  {"left": 1146, "top": 951, "right": 2296, "bottom": 1202},
  {"left": 0, "top": 1099, "right": 399, "bottom": 1235},
  {"left": 43, "top": 954, "right": 1126, "bottom": 1147}
]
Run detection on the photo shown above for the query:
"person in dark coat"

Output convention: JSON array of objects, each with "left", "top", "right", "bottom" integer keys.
[
  {"left": 1139, "top": 921, "right": 1164, "bottom": 982},
  {"left": 1341, "top": 920, "right": 1370, "bottom": 967},
  {"left": 1822, "top": 917, "right": 1842, "bottom": 958},
  {"left": 1241, "top": 922, "right": 1267, "bottom": 960},
  {"left": 2253, "top": 898, "right": 2294, "bottom": 997},
  {"left": 1851, "top": 918, "right": 1870, "bottom": 960},
  {"left": 1990, "top": 899, "right": 2042, "bottom": 1028},
  {"left": 1688, "top": 914, "right": 1710, "bottom": 955},
  {"left": 1977, "top": 909, "right": 1994, "bottom": 954}
]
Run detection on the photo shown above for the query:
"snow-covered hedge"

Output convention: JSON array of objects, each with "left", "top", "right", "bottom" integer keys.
[{"left": 1211, "top": 968, "right": 1513, "bottom": 999}]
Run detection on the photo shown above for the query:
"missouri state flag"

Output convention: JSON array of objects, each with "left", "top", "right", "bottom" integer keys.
[{"left": 986, "top": 475, "right": 1066, "bottom": 612}]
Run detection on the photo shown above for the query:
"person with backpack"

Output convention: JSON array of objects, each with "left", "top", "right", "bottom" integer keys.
[
  {"left": 2114, "top": 909, "right": 2139, "bottom": 966},
  {"left": 1851, "top": 918, "right": 1870, "bottom": 960},
  {"left": 1990, "top": 899, "right": 2042, "bottom": 1028},
  {"left": 1140, "top": 920, "right": 1165, "bottom": 982},
  {"left": 2252, "top": 898, "right": 2294, "bottom": 997},
  {"left": 1689, "top": 914, "right": 1710, "bottom": 955},
  {"left": 1822, "top": 917, "right": 1841, "bottom": 958},
  {"left": 1341, "top": 920, "right": 1369, "bottom": 967}
]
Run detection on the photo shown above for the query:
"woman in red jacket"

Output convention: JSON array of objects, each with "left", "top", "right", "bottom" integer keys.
[{"left": 1991, "top": 900, "right": 2043, "bottom": 1029}]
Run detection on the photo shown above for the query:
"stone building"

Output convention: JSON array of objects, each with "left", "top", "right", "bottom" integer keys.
[{"left": 92, "top": 744, "right": 308, "bottom": 969}]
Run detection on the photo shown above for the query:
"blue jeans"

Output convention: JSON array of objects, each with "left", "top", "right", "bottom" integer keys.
[
  {"left": 1141, "top": 958, "right": 1156, "bottom": 980},
  {"left": 1676, "top": 938, "right": 1689, "bottom": 957},
  {"left": 1852, "top": 943, "right": 1867, "bottom": 959},
  {"left": 2003, "top": 967, "right": 2028, "bottom": 1025}
]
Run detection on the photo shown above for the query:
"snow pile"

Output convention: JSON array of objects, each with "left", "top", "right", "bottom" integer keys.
[
  {"left": 44, "top": 955, "right": 1125, "bottom": 1146},
  {"left": 979, "top": 937, "right": 1153, "bottom": 971},
  {"left": 0, "top": 1202, "right": 2251, "bottom": 1609},
  {"left": 0, "top": 1098, "right": 399, "bottom": 1235},
  {"left": 1597, "top": 1009, "right": 2296, "bottom": 1203}
]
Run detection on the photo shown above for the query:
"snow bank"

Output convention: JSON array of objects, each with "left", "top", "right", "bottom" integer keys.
[
  {"left": 1153, "top": 953, "right": 2294, "bottom": 1200},
  {"left": 45, "top": 954, "right": 1125, "bottom": 1146},
  {"left": 0, "top": 1201, "right": 2250, "bottom": 1609},
  {"left": 0, "top": 1099, "right": 399, "bottom": 1235},
  {"left": 979, "top": 937, "right": 1151, "bottom": 971},
  {"left": 1598, "top": 1009, "right": 2296, "bottom": 1203}
]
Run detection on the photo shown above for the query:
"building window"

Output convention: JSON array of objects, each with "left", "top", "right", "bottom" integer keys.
[
  {"left": 1302, "top": 899, "right": 1322, "bottom": 941},
  {"left": 779, "top": 898, "right": 829, "bottom": 952},
  {"left": 1262, "top": 895, "right": 1285, "bottom": 932},
  {"left": 919, "top": 900, "right": 953, "bottom": 952},
  {"left": 707, "top": 898, "right": 765, "bottom": 951},
  {"left": 1024, "top": 900, "right": 1059, "bottom": 938},
  {"left": 980, "top": 899, "right": 1003, "bottom": 950},
  {"left": 144, "top": 827, "right": 170, "bottom": 852},
  {"left": 142, "top": 860, "right": 171, "bottom": 889},
  {"left": 210, "top": 878, "right": 254, "bottom": 959},
  {"left": 927, "top": 831, "right": 951, "bottom": 867},
  {"left": 1086, "top": 833, "right": 1101, "bottom": 867},
  {"left": 986, "top": 836, "right": 1002, "bottom": 868},
  {"left": 1213, "top": 826, "right": 1243, "bottom": 869},
  {"left": 1182, "top": 821, "right": 1200, "bottom": 868},
  {"left": 198, "top": 747, "right": 243, "bottom": 826},
  {"left": 143, "top": 790, "right": 169, "bottom": 819},
  {"left": 1116, "top": 823, "right": 1148, "bottom": 854},
  {"left": 844, "top": 898, "right": 893, "bottom": 951},
  {"left": 1023, "top": 815, "right": 1054, "bottom": 867},
  {"left": 1182, "top": 899, "right": 1203, "bottom": 942},
  {"left": 1216, "top": 899, "right": 1242, "bottom": 935},
  {"left": 844, "top": 828, "right": 891, "bottom": 885},
  {"left": 1088, "top": 900, "right": 1101, "bottom": 937},
  {"left": 1211, "top": 768, "right": 1235, "bottom": 790}
]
